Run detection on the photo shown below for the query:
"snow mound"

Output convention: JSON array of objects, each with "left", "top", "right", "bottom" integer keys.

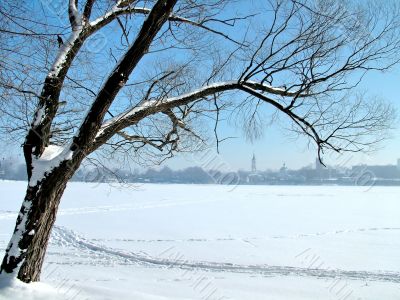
[
  {"left": 0, "top": 274, "right": 67, "bottom": 300},
  {"left": 29, "top": 144, "right": 73, "bottom": 187}
]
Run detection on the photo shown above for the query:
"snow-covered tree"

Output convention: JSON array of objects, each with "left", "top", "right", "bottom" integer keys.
[{"left": 0, "top": 0, "right": 399, "bottom": 282}]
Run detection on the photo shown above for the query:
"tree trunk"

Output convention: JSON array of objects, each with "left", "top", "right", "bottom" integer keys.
[{"left": 0, "top": 162, "right": 76, "bottom": 282}]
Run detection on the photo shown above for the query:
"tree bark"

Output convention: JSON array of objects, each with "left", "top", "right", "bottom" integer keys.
[{"left": 0, "top": 161, "right": 78, "bottom": 282}]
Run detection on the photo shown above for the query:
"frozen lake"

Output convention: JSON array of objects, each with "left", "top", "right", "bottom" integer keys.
[{"left": 0, "top": 181, "right": 399, "bottom": 299}]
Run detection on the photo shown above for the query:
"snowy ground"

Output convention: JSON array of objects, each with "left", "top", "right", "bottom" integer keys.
[{"left": 0, "top": 180, "right": 400, "bottom": 299}]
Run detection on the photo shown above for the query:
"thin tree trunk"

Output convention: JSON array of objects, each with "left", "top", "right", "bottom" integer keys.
[
  {"left": 0, "top": 163, "right": 76, "bottom": 282},
  {"left": 17, "top": 183, "right": 68, "bottom": 282}
]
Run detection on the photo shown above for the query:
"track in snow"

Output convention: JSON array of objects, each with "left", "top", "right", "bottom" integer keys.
[
  {"left": 3, "top": 208, "right": 399, "bottom": 241},
  {"left": 89, "top": 227, "right": 400, "bottom": 243},
  {"left": 0, "top": 198, "right": 222, "bottom": 220},
  {"left": 48, "top": 226, "right": 400, "bottom": 284}
]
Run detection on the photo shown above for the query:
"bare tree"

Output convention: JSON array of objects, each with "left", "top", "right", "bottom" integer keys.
[{"left": 0, "top": 0, "right": 399, "bottom": 283}]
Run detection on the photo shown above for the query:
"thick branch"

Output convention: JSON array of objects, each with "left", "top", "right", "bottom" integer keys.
[
  {"left": 92, "top": 74, "right": 345, "bottom": 159},
  {"left": 68, "top": 0, "right": 80, "bottom": 29},
  {"left": 83, "top": 0, "right": 96, "bottom": 21}
]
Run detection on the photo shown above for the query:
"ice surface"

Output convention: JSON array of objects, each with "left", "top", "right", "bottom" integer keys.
[{"left": 0, "top": 181, "right": 399, "bottom": 299}]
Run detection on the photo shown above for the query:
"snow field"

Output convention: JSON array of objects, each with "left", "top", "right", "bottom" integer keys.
[{"left": 1, "top": 181, "right": 400, "bottom": 299}]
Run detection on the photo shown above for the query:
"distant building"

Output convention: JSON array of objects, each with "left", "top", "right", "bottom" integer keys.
[
  {"left": 247, "top": 154, "right": 264, "bottom": 183},
  {"left": 251, "top": 154, "right": 257, "bottom": 173},
  {"left": 279, "top": 163, "right": 288, "bottom": 179},
  {"left": 0, "top": 159, "right": 4, "bottom": 177}
]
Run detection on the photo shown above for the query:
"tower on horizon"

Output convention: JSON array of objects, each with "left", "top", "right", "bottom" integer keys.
[{"left": 251, "top": 154, "right": 257, "bottom": 173}]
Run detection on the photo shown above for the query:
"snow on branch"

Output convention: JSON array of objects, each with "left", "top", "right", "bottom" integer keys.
[
  {"left": 68, "top": 0, "right": 81, "bottom": 29},
  {"left": 93, "top": 76, "right": 387, "bottom": 165},
  {"left": 48, "top": 27, "right": 83, "bottom": 78},
  {"left": 29, "top": 145, "right": 74, "bottom": 187},
  {"left": 94, "top": 80, "right": 305, "bottom": 143},
  {"left": 89, "top": 5, "right": 242, "bottom": 44}
]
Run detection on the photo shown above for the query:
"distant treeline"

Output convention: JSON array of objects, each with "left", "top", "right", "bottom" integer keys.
[
  {"left": 1, "top": 159, "right": 400, "bottom": 186},
  {"left": 0, "top": 159, "right": 217, "bottom": 183}
]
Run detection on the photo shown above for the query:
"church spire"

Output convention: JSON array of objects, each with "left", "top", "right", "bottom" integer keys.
[{"left": 251, "top": 153, "right": 257, "bottom": 173}]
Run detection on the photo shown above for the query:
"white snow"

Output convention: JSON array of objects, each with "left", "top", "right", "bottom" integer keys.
[
  {"left": 0, "top": 181, "right": 399, "bottom": 299},
  {"left": 89, "top": 5, "right": 121, "bottom": 28},
  {"left": 0, "top": 273, "right": 66, "bottom": 300},
  {"left": 96, "top": 99, "right": 159, "bottom": 138},
  {"left": 244, "top": 80, "right": 287, "bottom": 93},
  {"left": 90, "top": 6, "right": 151, "bottom": 29},
  {"left": 32, "top": 107, "right": 45, "bottom": 126},
  {"left": 29, "top": 145, "right": 73, "bottom": 187},
  {"left": 48, "top": 27, "right": 82, "bottom": 78},
  {"left": 68, "top": 0, "right": 80, "bottom": 24}
]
